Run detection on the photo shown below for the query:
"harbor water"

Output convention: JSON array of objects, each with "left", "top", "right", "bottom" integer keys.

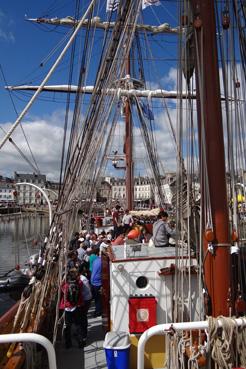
[{"left": 0, "top": 213, "right": 49, "bottom": 275}]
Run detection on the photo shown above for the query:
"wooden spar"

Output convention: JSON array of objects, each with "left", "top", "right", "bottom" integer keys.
[
  {"left": 26, "top": 17, "right": 179, "bottom": 34},
  {"left": 125, "top": 58, "right": 134, "bottom": 211},
  {"left": 192, "top": 0, "right": 230, "bottom": 316},
  {"left": 6, "top": 85, "right": 237, "bottom": 102},
  {"left": 5, "top": 85, "right": 198, "bottom": 99}
]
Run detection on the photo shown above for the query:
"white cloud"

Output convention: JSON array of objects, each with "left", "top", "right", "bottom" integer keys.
[
  {"left": 142, "top": 111, "right": 177, "bottom": 172},
  {"left": 161, "top": 67, "right": 178, "bottom": 89},
  {"left": 0, "top": 65, "right": 204, "bottom": 183},
  {"left": 0, "top": 29, "right": 15, "bottom": 42},
  {"left": 107, "top": 103, "right": 177, "bottom": 177},
  {"left": 0, "top": 111, "right": 65, "bottom": 181},
  {"left": 0, "top": 97, "right": 192, "bottom": 183},
  {"left": 0, "top": 9, "right": 15, "bottom": 43}
]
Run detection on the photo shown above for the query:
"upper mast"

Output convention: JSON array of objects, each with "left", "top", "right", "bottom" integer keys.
[
  {"left": 125, "top": 58, "right": 133, "bottom": 210},
  {"left": 191, "top": 0, "right": 231, "bottom": 316}
]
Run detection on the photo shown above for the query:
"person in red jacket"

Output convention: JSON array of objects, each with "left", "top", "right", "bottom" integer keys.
[
  {"left": 112, "top": 205, "right": 121, "bottom": 239},
  {"left": 59, "top": 268, "right": 84, "bottom": 348}
]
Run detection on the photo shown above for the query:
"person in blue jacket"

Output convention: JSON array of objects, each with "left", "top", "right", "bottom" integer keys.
[{"left": 90, "top": 249, "right": 102, "bottom": 317}]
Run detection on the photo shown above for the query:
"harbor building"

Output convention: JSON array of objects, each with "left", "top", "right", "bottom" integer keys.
[
  {"left": 14, "top": 172, "right": 47, "bottom": 206},
  {"left": 0, "top": 176, "right": 15, "bottom": 205}
]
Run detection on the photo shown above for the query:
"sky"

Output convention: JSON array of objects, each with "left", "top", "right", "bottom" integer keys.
[{"left": 0, "top": 1, "right": 181, "bottom": 181}]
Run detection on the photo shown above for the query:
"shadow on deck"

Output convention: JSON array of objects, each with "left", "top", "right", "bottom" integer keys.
[{"left": 55, "top": 306, "right": 107, "bottom": 369}]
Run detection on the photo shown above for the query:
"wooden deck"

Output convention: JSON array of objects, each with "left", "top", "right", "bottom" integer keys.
[{"left": 55, "top": 306, "right": 107, "bottom": 369}]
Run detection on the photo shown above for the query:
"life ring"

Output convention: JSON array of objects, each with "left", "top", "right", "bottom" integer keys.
[{"left": 127, "top": 228, "right": 140, "bottom": 239}]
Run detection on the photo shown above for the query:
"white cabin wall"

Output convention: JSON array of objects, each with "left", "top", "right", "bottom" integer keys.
[{"left": 110, "top": 257, "right": 200, "bottom": 332}]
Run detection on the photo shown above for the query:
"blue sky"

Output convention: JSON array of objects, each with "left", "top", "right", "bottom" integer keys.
[
  {"left": 0, "top": 1, "right": 81, "bottom": 122},
  {"left": 0, "top": 1, "right": 180, "bottom": 180}
]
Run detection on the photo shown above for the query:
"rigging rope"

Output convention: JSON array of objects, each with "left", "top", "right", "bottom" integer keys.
[
  {"left": 0, "top": 65, "right": 40, "bottom": 174},
  {"left": 32, "top": 0, "right": 146, "bottom": 342}
]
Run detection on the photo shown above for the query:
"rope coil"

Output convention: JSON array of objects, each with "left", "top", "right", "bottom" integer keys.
[{"left": 208, "top": 316, "right": 246, "bottom": 369}]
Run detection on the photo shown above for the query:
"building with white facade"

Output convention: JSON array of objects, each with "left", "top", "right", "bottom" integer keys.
[
  {"left": 0, "top": 177, "right": 15, "bottom": 204},
  {"left": 14, "top": 172, "right": 47, "bottom": 205},
  {"left": 134, "top": 177, "right": 153, "bottom": 208},
  {"left": 152, "top": 173, "right": 176, "bottom": 206},
  {"left": 110, "top": 177, "right": 154, "bottom": 208},
  {"left": 109, "top": 174, "right": 176, "bottom": 208},
  {"left": 111, "top": 178, "right": 126, "bottom": 201}
]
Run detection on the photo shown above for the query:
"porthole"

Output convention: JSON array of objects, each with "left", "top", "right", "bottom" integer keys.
[{"left": 136, "top": 276, "right": 148, "bottom": 289}]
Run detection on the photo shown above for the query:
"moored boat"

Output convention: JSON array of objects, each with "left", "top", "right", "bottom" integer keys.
[{"left": 0, "top": 268, "right": 30, "bottom": 296}]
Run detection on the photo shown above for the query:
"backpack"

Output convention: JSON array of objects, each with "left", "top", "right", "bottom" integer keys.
[{"left": 66, "top": 280, "right": 80, "bottom": 305}]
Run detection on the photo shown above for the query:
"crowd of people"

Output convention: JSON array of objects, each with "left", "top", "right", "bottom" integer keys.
[
  {"left": 59, "top": 228, "right": 113, "bottom": 349},
  {"left": 59, "top": 207, "right": 176, "bottom": 349}
]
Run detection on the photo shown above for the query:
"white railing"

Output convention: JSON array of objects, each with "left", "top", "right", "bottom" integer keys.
[
  {"left": 137, "top": 318, "right": 246, "bottom": 369},
  {"left": 0, "top": 333, "right": 57, "bottom": 369},
  {"left": 16, "top": 182, "right": 53, "bottom": 226}
]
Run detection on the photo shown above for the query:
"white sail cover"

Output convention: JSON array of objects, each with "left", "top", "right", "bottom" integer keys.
[
  {"left": 130, "top": 208, "right": 160, "bottom": 217},
  {"left": 142, "top": 0, "right": 161, "bottom": 9}
]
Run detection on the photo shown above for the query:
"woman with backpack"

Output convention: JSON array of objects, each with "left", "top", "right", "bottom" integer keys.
[{"left": 59, "top": 268, "right": 85, "bottom": 348}]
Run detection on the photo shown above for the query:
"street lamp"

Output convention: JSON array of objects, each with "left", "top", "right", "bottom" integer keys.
[{"left": 16, "top": 182, "right": 52, "bottom": 226}]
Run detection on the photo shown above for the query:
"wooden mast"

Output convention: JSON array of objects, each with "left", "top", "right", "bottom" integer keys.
[
  {"left": 192, "top": 0, "right": 231, "bottom": 316},
  {"left": 125, "top": 56, "right": 134, "bottom": 210}
]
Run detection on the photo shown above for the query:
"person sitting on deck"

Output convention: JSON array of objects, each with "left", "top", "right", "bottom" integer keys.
[{"left": 152, "top": 211, "right": 176, "bottom": 247}]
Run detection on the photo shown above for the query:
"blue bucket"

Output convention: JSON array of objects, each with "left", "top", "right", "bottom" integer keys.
[
  {"left": 104, "top": 332, "right": 131, "bottom": 369},
  {"left": 104, "top": 345, "right": 131, "bottom": 369}
]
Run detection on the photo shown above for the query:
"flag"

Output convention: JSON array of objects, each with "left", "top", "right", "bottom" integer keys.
[
  {"left": 106, "top": 0, "right": 120, "bottom": 12},
  {"left": 107, "top": 0, "right": 161, "bottom": 13},
  {"left": 142, "top": 0, "right": 161, "bottom": 10},
  {"left": 141, "top": 103, "right": 154, "bottom": 120}
]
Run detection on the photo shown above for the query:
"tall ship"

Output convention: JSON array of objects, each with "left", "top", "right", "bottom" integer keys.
[{"left": 0, "top": 0, "right": 246, "bottom": 368}]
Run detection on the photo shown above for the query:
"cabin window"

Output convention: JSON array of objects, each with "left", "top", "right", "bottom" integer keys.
[{"left": 136, "top": 276, "right": 148, "bottom": 289}]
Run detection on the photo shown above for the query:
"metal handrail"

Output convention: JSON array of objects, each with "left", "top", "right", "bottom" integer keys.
[
  {"left": 137, "top": 318, "right": 246, "bottom": 369},
  {"left": 16, "top": 182, "right": 53, "bottom": 226},
  {"left": 0, "top": 333, "right": 57, "bottom": 369}
]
